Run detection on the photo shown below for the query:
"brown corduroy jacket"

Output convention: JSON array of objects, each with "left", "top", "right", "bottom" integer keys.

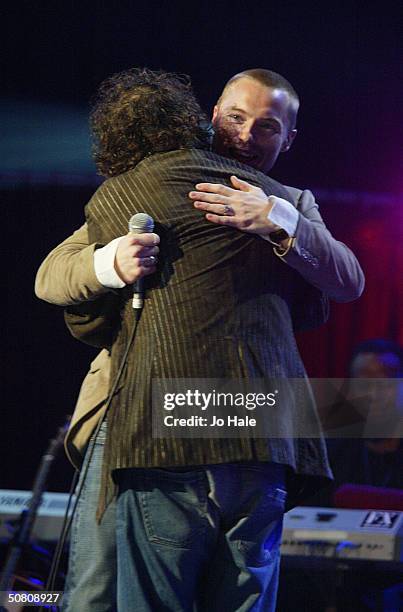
[
  {"left": 60, "top": 149, "right": 364, "bottom": 510},
  {"left": 35, "top": 152, "right": 364, "bottom": 479}
]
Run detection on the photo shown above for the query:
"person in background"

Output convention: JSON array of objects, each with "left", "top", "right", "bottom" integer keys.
[{"left": 324, "top": 338, "right": 403, "bottom": 502}]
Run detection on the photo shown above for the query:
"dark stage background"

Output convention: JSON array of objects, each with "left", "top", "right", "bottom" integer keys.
[{"left": 2, "top": 1, "right": 402, "bottom": 494}]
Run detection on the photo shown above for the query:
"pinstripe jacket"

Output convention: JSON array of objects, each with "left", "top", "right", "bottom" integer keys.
[{"left": 64, "top": 148, "right": 364, "bottom": 508}]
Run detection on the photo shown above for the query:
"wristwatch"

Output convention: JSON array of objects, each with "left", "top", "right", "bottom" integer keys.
[{"left": 267, "top": 228, "right": 289, "bottom": 245}]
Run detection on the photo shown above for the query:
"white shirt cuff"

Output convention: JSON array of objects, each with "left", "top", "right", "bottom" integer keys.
[
  {"left": 93, "top": 236, "right": 126, "bottom": 289},
  {"left": 262, "top": 196, "right": 299, "bottom": 242}
]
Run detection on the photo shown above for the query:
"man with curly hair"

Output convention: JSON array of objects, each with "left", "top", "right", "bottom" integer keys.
[{"left": 36, "top": 67, "right": 364, "bottom": 612}]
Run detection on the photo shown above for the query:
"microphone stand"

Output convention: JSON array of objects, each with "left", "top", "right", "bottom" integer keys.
[{"left": 0, "top": 419, "right": 69, "bottom": 609}]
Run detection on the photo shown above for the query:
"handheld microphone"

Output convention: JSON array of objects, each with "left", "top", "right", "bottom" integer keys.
[{"left": 128, "top": 213, "right": 155, "bottom": 310}]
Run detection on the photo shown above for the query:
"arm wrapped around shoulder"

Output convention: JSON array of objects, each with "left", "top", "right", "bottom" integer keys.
[
  {"left": 34, "top": 224, "right": 109, "bottom": 306},
  {"left": 282, "top": 189, "right": 365, "bottom": 303}
]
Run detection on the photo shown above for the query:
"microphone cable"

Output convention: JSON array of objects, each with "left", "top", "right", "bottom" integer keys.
[
  {"left": 44, "top": 212, "right": 154, "bottom": 602},
  {"left": 43, "top": 307, "right": 142, "bottom": 603}
]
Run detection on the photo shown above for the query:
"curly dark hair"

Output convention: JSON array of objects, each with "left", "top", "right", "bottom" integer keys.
[{"left": 90, "top": 68, "right": 211, "bottom": 177}]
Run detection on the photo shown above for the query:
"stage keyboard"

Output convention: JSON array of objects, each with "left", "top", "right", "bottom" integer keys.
[
  {"left": 0, "top": 489, "right": 74, "bottom": 542},
  {"left": 282, "top": 506, "right": 403, "bottom": 562},
  {"left": 2, "top": 492, "right": 403, "bottom": 562}
]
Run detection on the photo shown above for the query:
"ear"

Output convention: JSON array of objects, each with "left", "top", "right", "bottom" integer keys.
[
  {"left": 211, "top": 105, "right": 219, "bottom": 124},
  {"left": 281, "top": 129, "right": 297, "bottom": 152}
]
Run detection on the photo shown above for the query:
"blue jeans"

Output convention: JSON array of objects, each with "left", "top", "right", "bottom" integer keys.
[
  {"left": 62, "top": 421, "right": 117, "bottom": 612},
  {"left": 115, "top": 463, "right": 286, "bottom": 612}
]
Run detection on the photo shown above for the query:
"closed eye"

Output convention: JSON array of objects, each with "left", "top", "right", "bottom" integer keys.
[{"left": 259, "top": 122, "right": 279, "bottom": 132}]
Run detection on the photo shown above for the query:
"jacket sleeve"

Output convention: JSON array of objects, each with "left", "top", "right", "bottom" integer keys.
[
  {"left": 64, "top": 292, "right": 121, "bottom": 349},
  {"left": 34, "top": 224, "right": 109, "bottom": 306},
  {"left": 281, "top": 188, "right": 365, "bottom": 303}
]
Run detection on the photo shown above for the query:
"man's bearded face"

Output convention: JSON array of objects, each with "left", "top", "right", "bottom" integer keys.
[{"left": 212, "top": 78, "right": 296, "bottom": 175}]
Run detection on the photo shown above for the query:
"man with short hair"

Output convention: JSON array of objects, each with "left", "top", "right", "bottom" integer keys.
[
  {"left": 213, "top": 69, "right": 299, "bottom": 173},
  {"left": 325, "top": 338, "right": 403, "bottom": 498},
  {"left": 36, "top": 67, "right": 364, "bottom": 612}
]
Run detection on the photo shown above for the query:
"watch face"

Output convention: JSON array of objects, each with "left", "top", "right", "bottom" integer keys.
[{"left": 270, "top": 229, "right": 289, "bottom": 243}]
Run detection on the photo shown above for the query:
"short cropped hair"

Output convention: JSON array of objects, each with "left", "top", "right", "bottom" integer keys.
[{"left": 217, "top": 68, "right": 300, "bottom": 129}]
